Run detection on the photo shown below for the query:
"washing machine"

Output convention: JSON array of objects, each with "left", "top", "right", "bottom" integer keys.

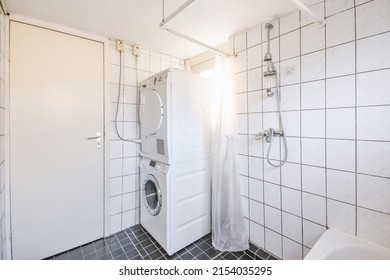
[
  {"left": 140, "top": 68, "right": 211, "bottom": 165},
  {"left": 140, "top": 157, "right": 211, "bottom": 256}
]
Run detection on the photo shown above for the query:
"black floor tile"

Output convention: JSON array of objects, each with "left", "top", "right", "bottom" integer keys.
[{"left": 46, "top": 225, "right": 277, "bottom": 261}]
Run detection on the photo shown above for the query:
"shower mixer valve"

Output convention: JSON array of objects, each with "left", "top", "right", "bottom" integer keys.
[{"left": 255, "top": 128, "right": 284, "bottom": 143}]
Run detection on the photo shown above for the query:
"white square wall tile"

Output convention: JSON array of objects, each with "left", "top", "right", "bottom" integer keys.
[
  {"left": 302, "top": 165, "right": 326, "bottom": 196},
  {"left": 301, "top": 80, "right": 326, "bottom": 110},
  {"left": 326, "top": 0, "right": 354, "bottom": 17},
  {"left": 265, "top": 229, "right": 282, "bottom": 258},
  {"left": 326, "top": 108, "right": 355, "bottom": 139},
  {"left": 357, "top": 106, "right": 390, "bottom": 141},
  {"left": 234, "top": 72, "right": 247, "bottom": 93},
  {"left": 301, "top": 110, "right": 325, "bottom": 138},
  {"left": 250, "top": 199, "right": 264, "bottom": 225},
  {"left": 238, "top": 155, "right": 249, "bottom": 176},
  {"left": 284, "top": 137, "right": 301, "bottom": 164},
  {"left": 249, "top": 134, "right": 263, "bottom": 158},
  {"left": 122, "top": 209, "right": 136, "bottom": 229},
  {"left": 234, "top": 50, "right": 247, "bottom": 73},
  {"left": 281, "top": 111, "right": 300, "bottom": 137},
  {"left": 357, "top": 32, "right": 390, "bottom": 72},
  {"left": 247, "top": 45, "right": 262, "bottom": 70},
  {"left": 280, "top": 84, "right": 300, "bottom": 111},
  {"left": 250, "top": 221, "right": 265, "bottom": 248},
  {"left": 326, "top": 75, "right": 355, "bottom": 108},
  {"left": 301, "top": 23, "right": 325, "bottom": 55},
  {"left": 236, "top": 114, "right": 248, "bottom": 134},
  {"left": 110, "top": 141, "right": 123, "bottom": 159},
  {"left": 326, "top": 42, "right": 355, "bottom": 78},
  {"left": 122, "top": 192, "right": 136, "bottom": 211},
  {"left": 356, "top": 0, "right": 390, "bottom": 39},
  {"left": 264, "top": 161, "right": 281, "bottom": 184},
  {"left": 283, "top": 238, "right": 303, "bottom": 260},
  {"left": 248, "top": 113, "right": 262, "bottom": 135},
  {"left": 280, "top": 11, "right": 300, "bottom": 34},
  {"left": 264, "top": 205, "right": 282, "bottom": 233},
  {"left": 302, "top": 192, "right": 326, "bottom": 225},
  {"left": 357, "top": 174, "right": 390, "bottom": 214},
  {"left": 234, "top": 32, "right": 247, "bottom": 53},
  {"left": 110, "top": 213, "right": 122, "bottom": 234},
  {"left": 302, "top": 138, "right": 325, "bottom": 167},
  {"left": 280, "top": 30, "right": 300, "bottom": 61},
  {"left": 281, "top": 187, "right": 302, "bottom": 216},
  {"left": 247, "top": 26, "right": 262, "bottom": 48},
  {"left": 110, "top": 195, "right": 122, "bottom": 215},
  {"left": 110, "top": 177, "right": 122, "bottom": 197},
  {"left": 281, "top": 162, "right": 301, "bottom": 190},
  {"left": 247, "top": 68, "right": 262, "bottom": 91},
  {"left": 110, "top": 158, "right": 123, "bottom": 178},
  {"left": 280, "top": 57, "right": 300, "bottom": 86},
  {"left": 327, "top": 199, "right": 356, "bottom": 235},
  {"left": 123, "top": 174, "right": 137, "bottom": 193},
  {"left": 249, "top": 178, "right": 263, "bottom": 202},
  {"left": 248, "top": 156, "right": 262, "bottom": 179},
  {"left": 302, "top": 219, "right": 327, "bottom": 248},
  {"left": 248, "top": 90, "right": 263, "bottom": 113},
  {"left": 327, "top": 169, "right": 356, "bottom": 204},
  {"left": 357, "top": 69, "right": 390, "bottom": 106},
  {"left": 264, "top": 182, "right": 281, "bottom": 208},
  {"left": 326, "top": 9, "right": 355, "bottom": 48},
  {"left": 357, "top": 207, "right": 390, "bottom": 248},
  {"left": 357, "top": 141, "right": 390, "bottom": 177},
  {"left": 301, "top": 51, "right": 325, "bottom": 82},
  {"left": 282, "top": 212, "right": 303, "bottom": 243},
  {"left": 327, "top": 139, "right": 355, "bottom": 172},
  {"left": 237, "top": 134, "right": 248, "bottom": 155}
]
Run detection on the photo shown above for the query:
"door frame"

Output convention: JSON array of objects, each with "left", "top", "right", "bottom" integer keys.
[{"left": 7, "top": 14, "right": 112, "bottom": 258}]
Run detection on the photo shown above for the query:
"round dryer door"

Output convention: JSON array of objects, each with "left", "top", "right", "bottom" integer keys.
[
  {"left": 143, "top": 174, "right": 162, "bottom": 216},
  {"left": 140, "top": 89, "right": 163, "bottom": 135}
]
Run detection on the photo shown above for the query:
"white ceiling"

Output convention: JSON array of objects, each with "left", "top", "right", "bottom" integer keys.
[{"left": 4, "top": 0, "right": 317, "bottom": 59}]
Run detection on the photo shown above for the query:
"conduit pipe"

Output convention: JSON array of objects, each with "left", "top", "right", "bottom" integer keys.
[{"left": 159, "top": 0, "right": 231, "bottom": 56}]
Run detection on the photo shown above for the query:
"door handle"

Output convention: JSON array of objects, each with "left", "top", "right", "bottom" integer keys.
[{"left": 86, "top": 132, "right": 101, "bottom": 149}]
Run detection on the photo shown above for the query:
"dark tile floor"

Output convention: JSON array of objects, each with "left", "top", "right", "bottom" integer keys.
[{"left": 46, "top": 224, "right": 278, "bottom": 260}]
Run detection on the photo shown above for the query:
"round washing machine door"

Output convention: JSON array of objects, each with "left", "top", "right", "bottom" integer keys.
[
  {"left": 140, "top": 89, "right": 163, "bottom": 135},
  {"left": 143, "top": 174, "right": 162, "bottom": 216}
]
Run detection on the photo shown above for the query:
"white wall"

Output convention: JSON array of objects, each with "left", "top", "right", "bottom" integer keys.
[
  {"left": 0, "top": 11, "right": 8, "bottom": 260},
  {"left": 233, "top": 0, "right": 390, "bottom": 259},
  {"left": 108, "top": 41, "right": 184, "bottom": 234}
]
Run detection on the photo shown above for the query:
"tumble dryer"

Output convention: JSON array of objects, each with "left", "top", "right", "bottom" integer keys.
[
  {"left": 140, "top": 157, "right": 210, "bottom": 256},
  {"left": 140, "top": 68, "right": 210, "bottom": 164}
]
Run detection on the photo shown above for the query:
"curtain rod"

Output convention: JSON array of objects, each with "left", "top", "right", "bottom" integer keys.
[
  {"left": 0, "top": 0, "right": 8, "bottom": 15},
  {"left": 159, "top": 0, "right": 232, "bottom": 57},
  {"left": 290, "top": 0, "right": 326, "bottom": 26}
]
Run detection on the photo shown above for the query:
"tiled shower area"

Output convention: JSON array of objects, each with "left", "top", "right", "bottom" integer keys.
[
  {"left": 0, "top": 0, "right": 389, "bottom": 261},
  {"left": 234, "top": 0, "right": 390, "bottom": 259}
]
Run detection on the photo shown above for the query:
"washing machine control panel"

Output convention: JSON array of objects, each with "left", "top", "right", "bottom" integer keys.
[{"left": 142, "top": 158, "right": 169, "bottom": 175}]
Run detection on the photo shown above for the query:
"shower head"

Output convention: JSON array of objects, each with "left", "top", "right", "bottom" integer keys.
[{"left": 265, "top": 22, "right": 274, "bottom": 29}]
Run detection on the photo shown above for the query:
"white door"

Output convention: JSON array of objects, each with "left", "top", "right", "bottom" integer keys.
[{"left": 10, "top": 21, "right": 104, "bottom": 260}]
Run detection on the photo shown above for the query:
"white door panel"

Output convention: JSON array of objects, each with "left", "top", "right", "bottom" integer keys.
[{"left": 10, "top": 22, "right": 104, "bottom": 259}]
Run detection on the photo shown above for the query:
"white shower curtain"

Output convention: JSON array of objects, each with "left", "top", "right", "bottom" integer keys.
[{"left": 211, "top": 55, "right": 249, "bottom": 252}]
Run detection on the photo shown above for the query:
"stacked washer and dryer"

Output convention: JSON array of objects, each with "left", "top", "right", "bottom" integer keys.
[{"left": 139, "top": 68, "right": 211, "bottom": 256}]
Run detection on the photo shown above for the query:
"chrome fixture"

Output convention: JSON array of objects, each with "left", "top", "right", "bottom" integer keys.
[
  {"left": 257, "top": 22, "right": 288, "bottom": 168},
  {"left": 255, "top": 128, "right": 284, "bottom": 143},
  {"left": 263, "top": 23, "right": 277, "bottom": 97}
]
